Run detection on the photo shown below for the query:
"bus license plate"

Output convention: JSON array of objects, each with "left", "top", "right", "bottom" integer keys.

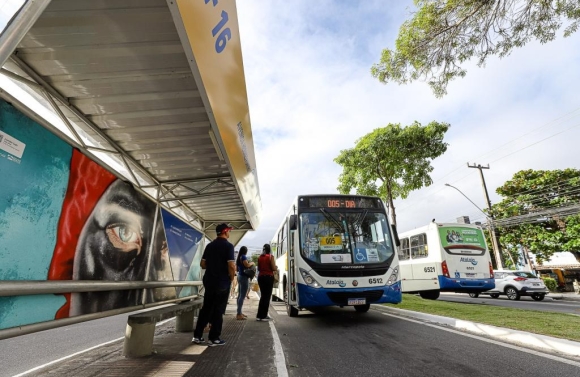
[{"left": 348, "top": 298, "right": 366, "bottom": 305}]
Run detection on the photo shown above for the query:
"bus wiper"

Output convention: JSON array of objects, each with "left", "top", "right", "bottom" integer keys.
[
  {"left": 319, "top": 208, "right": 344, "bottom": 233},
  {"left": 351, "top": 210, "right": 367, "bottom": 233}
]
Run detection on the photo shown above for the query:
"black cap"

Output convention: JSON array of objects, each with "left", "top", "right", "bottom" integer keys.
[{"left": 216, "top": 223, "right": 233, "bottom": 235}]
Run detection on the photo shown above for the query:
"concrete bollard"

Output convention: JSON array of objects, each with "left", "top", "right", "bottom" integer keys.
[
  {"left": 123, "top": 321, "right": 155, "bottom": 357},
  {"left": 175, "top": 310, "right": 194, "bottom": 332}
]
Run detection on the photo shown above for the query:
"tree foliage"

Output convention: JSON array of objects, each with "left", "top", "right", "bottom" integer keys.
[
  {"left": 491, "top": 169, "right": 580, "bottom": 264},
  {"left": 334, "top": 121, "right": 449, "bottom": 226},
  {"left": 372, "top": 0, "right": 580, "bottom": 97}
]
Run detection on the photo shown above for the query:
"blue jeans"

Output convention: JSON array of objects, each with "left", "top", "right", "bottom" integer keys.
[{"left": 237, "top": 274, "right": 249, "bottom": 315}]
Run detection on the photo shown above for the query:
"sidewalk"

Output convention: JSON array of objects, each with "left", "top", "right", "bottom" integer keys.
[
  {"left": 24, "top": 290, "right": 277, "bottom": 377},
  {"left": 550, "top": 291, "right": 580, "bottom": 301}
]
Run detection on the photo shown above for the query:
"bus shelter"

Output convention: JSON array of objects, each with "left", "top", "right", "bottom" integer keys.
[{"left": 0, "top": 0, "right": 261, "bottom": 338}]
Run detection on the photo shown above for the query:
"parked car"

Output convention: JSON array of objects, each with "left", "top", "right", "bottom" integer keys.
[{"left": 469, "top": 270, "right": 549, "bottom": 301}]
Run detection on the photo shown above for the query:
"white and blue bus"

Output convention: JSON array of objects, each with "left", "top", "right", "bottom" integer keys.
[
  {"left": 398, "top": 222, "right": 495, "bottom": 300},
  {"left": 271, "top": 194, "right": 402, "bottom": 316}
]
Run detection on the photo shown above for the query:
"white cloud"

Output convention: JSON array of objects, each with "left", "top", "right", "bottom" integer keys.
[{"left": 237, "top": 0, "right": 580, "bottom": 247}]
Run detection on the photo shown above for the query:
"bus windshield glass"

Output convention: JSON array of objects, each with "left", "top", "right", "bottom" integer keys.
[{"left": 299, "top": 210, "right": 394, "bottom": 265}]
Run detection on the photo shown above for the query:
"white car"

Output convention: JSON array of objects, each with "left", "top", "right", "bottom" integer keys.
[{"left": 469, "top": 270, "right": 549, "bottom": 301}]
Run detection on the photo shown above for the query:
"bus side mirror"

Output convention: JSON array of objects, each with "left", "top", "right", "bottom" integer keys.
[
  {"left": 289, "top": 214, "right": 297, "bottom": 230},
  {"left": 391, "top": 224, "right": 400, "bottom": 247}
]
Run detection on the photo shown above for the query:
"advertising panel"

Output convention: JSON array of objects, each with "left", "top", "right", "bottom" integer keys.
[
  {"left": 175, "top": 0, "right": 261, "bottom": 229},
  {"left": 438, "top": 226, "right": 487, "bottom": 255}
]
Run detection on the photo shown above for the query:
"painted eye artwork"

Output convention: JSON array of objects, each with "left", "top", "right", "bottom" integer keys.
[{"left": 106, "top": 223, "right": 143, "bottom": 253}]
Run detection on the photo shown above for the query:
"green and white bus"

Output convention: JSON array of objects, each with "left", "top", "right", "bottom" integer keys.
[{"left": 398, "top": 222, "right": 495, "bottom": 300}]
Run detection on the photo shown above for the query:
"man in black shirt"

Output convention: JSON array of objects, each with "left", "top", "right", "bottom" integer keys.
[{"left": 191, "top": 223, "right": 235, "bottom": 346}]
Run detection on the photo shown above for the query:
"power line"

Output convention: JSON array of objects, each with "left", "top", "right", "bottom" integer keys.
[{"left": 396, "top": 106, "right": 580, "bottom": 213}]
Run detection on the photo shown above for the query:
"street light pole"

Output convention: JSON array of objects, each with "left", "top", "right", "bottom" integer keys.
[
  {"left": 444, "top": 183, "right": 503, "bottom": 269},
  {"left": 466, "top": 163, "right": 504, "bottom": 269}
]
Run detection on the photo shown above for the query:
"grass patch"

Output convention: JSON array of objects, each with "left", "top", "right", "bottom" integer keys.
[{"left": 384, "top": 294, "right": 580, "bottom": 341}]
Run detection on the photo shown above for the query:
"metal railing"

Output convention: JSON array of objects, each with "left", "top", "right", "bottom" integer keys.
[{"left": 0, "top": 280, "right": 204, "bottom": 340}]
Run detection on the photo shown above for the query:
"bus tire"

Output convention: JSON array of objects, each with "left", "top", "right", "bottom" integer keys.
[
  {"left": 354, "top": 304, "right": 370, "bottom": 313},
  {"left": 287, "top": 303, "right": 299, "bottom": 317},
  {"left": 419, "top": 290, "right": 440, "bottom": 300},
  {"left": 469, "top": 293, "right": 479, "bottom": 298}
]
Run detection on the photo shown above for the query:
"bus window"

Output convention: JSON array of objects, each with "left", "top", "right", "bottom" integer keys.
[
  {"left": 398, "top": 238, "right": 410, "bottom": 260},
  {"left": 410, "top": 234, "right": 428, "bottom": 259}
]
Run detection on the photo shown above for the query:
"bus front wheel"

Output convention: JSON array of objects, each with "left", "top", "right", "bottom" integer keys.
[
  {"left": 354, "top": 304, "right": 370, "bottom": 313},
  {"left": 419, "top": 290, "right": 440, "bottom": 300},
  {"left": 287, "top": 302, "right": 299, "bottom": 317}
]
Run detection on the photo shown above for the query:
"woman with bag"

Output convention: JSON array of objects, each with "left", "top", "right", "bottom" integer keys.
[
  {"left": 235, "top": 246, "right": 254, "bottom": 320},
  {"left": 256, "top": 244, "right": 278, "bottom": 321}
]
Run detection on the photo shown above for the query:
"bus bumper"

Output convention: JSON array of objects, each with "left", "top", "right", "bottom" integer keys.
[
  {"left": 438, "top": 276, "right": 495, "bottom": 292},
  {"left": 296, "top": 282, "right": 402, "bottom": 308}
]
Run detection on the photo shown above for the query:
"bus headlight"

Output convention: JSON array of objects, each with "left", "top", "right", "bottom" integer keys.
[
  {"left": 386, "top": 266, "right": 399, "bottom": 286},
  {"left": 299, "top": 268, "right": 321, "bottom": 288}
]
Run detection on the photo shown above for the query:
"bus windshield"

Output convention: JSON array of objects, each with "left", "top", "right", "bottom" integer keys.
[{"left": 299, "top": 210, "right": 394, "bottom": 265}]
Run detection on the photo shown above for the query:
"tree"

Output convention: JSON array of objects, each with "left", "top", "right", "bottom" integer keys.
[
  {"left": 251, "top": 254, "right": 259, "bottom": 266},
  {"left": 490, "top": 169, "right": 580, "bottom": 264},
  {"left": 371, "top": 1, "right": 580, "bottom": 97},
  {"left": 334, "top": 121, "right": 449, "bottom": 226}
]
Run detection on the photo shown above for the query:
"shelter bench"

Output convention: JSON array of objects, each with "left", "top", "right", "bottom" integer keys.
[{"left": 123, "top": 298, "right": 203, "bottom": 357}]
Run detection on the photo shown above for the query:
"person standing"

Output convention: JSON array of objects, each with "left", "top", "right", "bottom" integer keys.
[
  {"left": 256, "top": 243, "right": 277, "bottom": 321},
  {"left": 191, "top": 223, "right": 235, "bottom": 346},
  {"left": 235, "top": 246, "right": 254, "bottom": 320}
]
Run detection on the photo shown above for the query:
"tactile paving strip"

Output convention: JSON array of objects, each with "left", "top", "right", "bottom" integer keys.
[{"left": 183, "top": 314, "right": 246, "bottom": 376}]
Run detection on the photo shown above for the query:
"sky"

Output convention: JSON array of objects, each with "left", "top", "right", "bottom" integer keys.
[
  {"left": 0, "top": 0, "right": 24, "bottom": 32},
  {"left": 235, "top": 0, "right": 580, "bottom": 249}
]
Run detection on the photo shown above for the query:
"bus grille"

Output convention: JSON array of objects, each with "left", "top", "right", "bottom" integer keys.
[
  {"left": 316, "top": 268, "right": 388, "bottom": 277},
  {"left": 326, "top": 290, "right": 383, "bottom": 305}
]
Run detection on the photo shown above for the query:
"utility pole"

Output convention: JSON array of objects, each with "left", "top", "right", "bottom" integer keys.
[{"left": 467, "top": 163, "right": 503, "bottom": 269}]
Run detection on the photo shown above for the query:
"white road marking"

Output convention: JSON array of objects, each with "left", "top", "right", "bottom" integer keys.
[
  {"left": 11, "top": 317, "right": 177, "bottom": 377},
  {"left": 268, "top": 316, "right": 289, "bottom": 377},
  {"left": 380, "top": 312, "right": 580, "bottom": 367}
]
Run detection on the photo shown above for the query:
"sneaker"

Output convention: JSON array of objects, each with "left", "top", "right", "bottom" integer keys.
[
  {"left": 191, "top": 337, "right": 205, "bottom": 344},
  {"left": 256, "top": 316, "right": 272, "bottom": 321},
  {"left": 208, "top": 339, "right": 226, "bottom": 346}
]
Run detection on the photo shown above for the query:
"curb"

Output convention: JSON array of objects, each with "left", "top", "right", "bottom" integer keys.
[
  {"left": 551, "top": 294, "right": 580, "bottom": 301},
  {"left": 371, "top": 304, "right": 580, "bottom": 357}
]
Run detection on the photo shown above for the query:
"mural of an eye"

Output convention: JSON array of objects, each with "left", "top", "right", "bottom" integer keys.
[
  {"left": 106, "top": 223, "right": 143, "bottom": 253},
  {"left": 117, "top": 225, "right": 138, "bottom": 243}
]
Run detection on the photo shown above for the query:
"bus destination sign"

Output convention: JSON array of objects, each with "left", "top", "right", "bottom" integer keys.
[{"left": 300, "top": 196, "right": 382, "bottom": 209}]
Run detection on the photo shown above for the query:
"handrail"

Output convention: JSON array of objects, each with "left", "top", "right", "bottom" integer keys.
[
  {"left": 0, "top": 294, "right": 202, "bottom": 341},
  {"left": 0, "top": 280, "right": 203, "bottom": 296}
]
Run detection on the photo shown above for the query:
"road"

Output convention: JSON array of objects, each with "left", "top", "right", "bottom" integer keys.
[
  {"left": 269, "top": 302, "right": 580, "bottom": 377},
  {"left": 3, "top": 300, "right": 580, "bottom": 377},
  {"left": 437, "top": 293, "right": 580, "bottom": 315}
]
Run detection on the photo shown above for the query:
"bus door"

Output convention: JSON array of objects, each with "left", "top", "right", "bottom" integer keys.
[
  {"left": 409, "top": 233, "right": 439, "bottom": 291},
  {"left": 398, "top": 238, "right": 415, "bottom": 291},
  {"left": 286, "top": 214, "right": 298, "bottom": 312}
]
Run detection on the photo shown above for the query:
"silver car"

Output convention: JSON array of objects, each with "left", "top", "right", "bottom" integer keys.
[{"left": 469, "top": 270, "right": 550, "bottom": 301}]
